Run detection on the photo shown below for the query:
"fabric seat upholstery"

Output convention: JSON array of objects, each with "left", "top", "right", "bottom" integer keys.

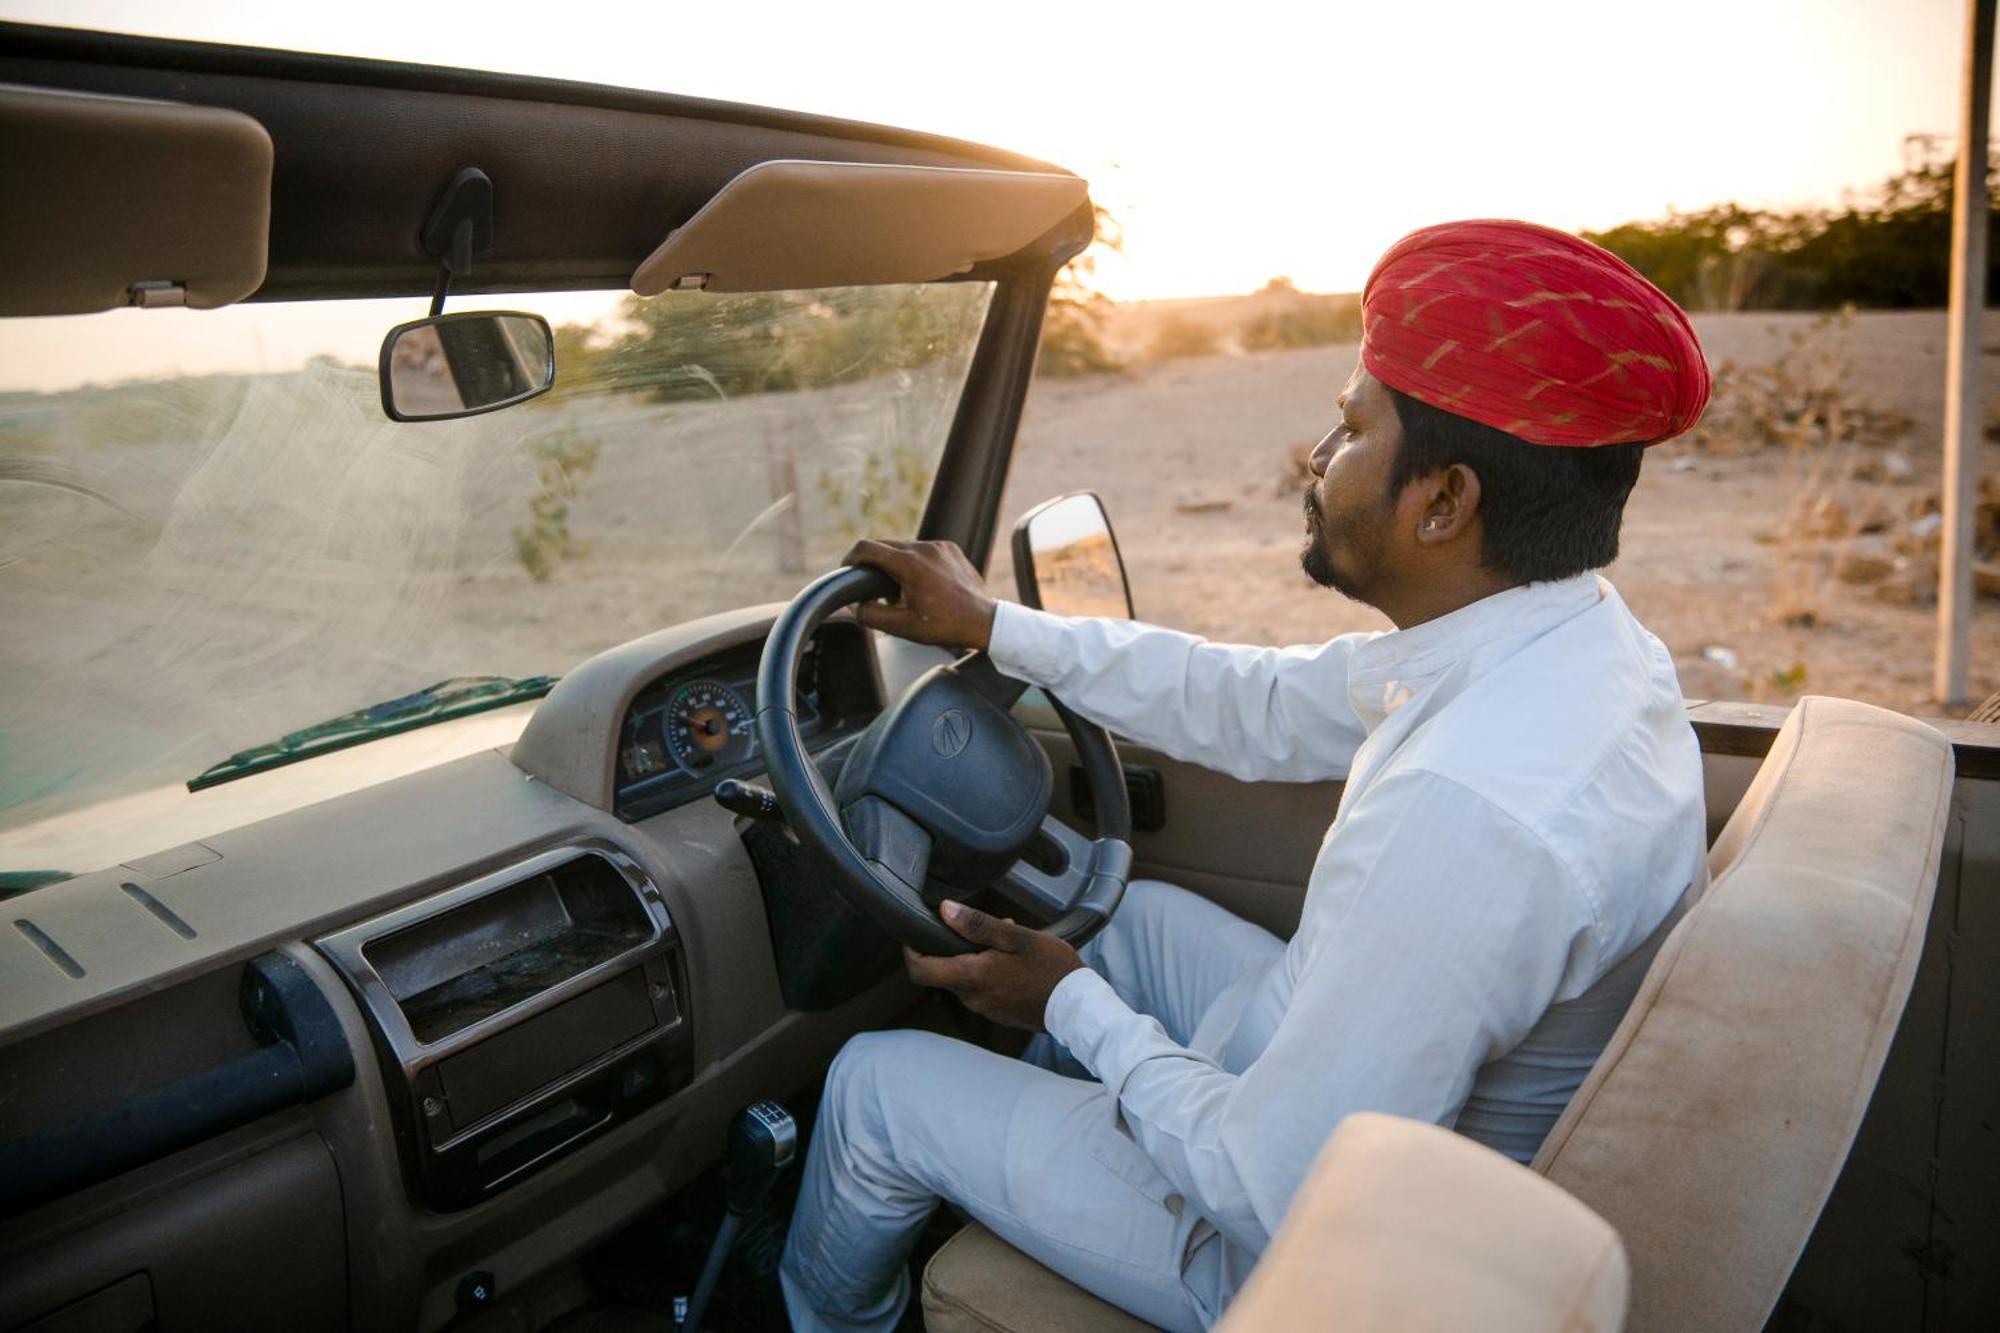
[
  {"left": 924, "top": 695, "right": 1951, "bottom": 1332},
  {"left": 1213, "top": 1113, "right": 1626, "bottom": 1331},
  {"left": 921, "top": 1223, "right": 1153, "bottom": 1333},
  {"left": 1531, "top": 695, "right": 1951, "bottom": 1331}
]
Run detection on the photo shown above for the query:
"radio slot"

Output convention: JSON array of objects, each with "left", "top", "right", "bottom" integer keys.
[
  {"left": 314, "top": 840, "right": 692, "bottom": 1209},
  {"left": 366, "top": 855, "right": 653, "bottom": 1044}
]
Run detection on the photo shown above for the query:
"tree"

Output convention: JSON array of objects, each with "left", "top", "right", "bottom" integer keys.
[
  {"left": 1583, "top": 150, "right": 1998, "bottom": 312},
  {"left": 1036, "top": 205, "right": 1125, "bottom": 379}
]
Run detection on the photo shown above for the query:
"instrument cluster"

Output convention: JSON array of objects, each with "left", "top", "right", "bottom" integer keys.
[{"left": 614, "top": 624, "right": 876, "bottom": 821}]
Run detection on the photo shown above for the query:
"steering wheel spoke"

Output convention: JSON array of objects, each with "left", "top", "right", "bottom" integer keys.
[
  {"left": 842, "top": 795, "right": 933, "bottom": 900},
  {"left": 994, "top": 813, "right": 1098, "bottom": 918},
  {"left": 953, "top": 650, "right": 1029, "bottom": 712}
]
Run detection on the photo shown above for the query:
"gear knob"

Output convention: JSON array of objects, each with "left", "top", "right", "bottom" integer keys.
[{"left": 725, "top": 1099, "right": 798, "bottom": 1216}]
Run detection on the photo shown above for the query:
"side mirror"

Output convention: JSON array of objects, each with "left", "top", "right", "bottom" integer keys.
[
  {"left": 378, "top": 311, "right": 554, "bottom": 422},
  {"left": 1011, "top": 491, "right": 1134, "bottom": 619}
]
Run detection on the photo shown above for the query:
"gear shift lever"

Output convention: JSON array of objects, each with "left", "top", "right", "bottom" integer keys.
[
  {"left": 679, "top": 1100, "right": 798, "bottom": 1332},
  {"left": 725, "top": 1099, "right": 799, "bottom": 1212}
]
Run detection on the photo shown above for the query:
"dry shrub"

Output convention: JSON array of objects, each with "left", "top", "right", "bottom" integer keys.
[
  {"left": 1898, "top": 474, "right": 2000, "bottom": 601},
  {"left": 1687, "top": 309, "right": 1918, "bottom": 624},
  {"left": 1145, "top": 315, "right": 1224, "bottom": 363},
  {"left": 1276, "top": 438, "right": 1317, "bottom": 495},
  {"left": 1038, "top": 205, "right": 1126, "bottom": 379},
  {"left": 1686, "top": 309, "right": 1911, "bottom": 456},
  {"left": 1239, "top": 279, "right": 1361, "bottom": 351}
]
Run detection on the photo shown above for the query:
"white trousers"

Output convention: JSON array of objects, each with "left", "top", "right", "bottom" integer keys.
[{"left": 779, "top": 879, "right": 1286, "bottom": 1333}]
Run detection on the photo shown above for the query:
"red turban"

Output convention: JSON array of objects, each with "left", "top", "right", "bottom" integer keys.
[{"left": 1360, "top": 219, "right": 1709, "bottom": 447}]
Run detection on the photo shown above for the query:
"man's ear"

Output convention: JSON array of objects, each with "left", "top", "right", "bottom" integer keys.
[{"left": 1414, "top": 463, "right": 1481, "bottom": 547}]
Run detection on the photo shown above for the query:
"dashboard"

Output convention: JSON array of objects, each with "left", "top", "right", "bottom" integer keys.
[{"left": 0, "top": 605, "right": 935, "bottom": 1333}]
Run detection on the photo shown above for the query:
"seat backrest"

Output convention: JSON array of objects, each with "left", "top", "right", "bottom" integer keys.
[
  {"left": 1530, "top": 695, "right": 1953, "bottom": 1333},
  {"left": 1217, "top": 1113, "right": 1627, "bottom": 1333}
]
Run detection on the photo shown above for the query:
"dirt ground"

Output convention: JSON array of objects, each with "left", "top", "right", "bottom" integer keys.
[{"left": 994, "top": 309, "right": 2000, "bottom": 718}]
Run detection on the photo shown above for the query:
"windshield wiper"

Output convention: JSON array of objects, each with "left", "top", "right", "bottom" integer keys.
[{"left": 187, "top": 674, "right": 557, "bottom": 792}]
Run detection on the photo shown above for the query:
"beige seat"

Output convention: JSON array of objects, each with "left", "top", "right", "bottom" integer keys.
[
  {"left": 1213, "top": 1114, "right": 1627, "bottom": 1332},
  {"left": 923, "top": 1114, "right": 1627, "bottom": 1333},
  {"left": 1532, "top": 696, "right": 1950, "bottom": 1330},
  {"left": 922, "top": 1225, "right": 1154, "bottom": 1333},
  {"left": 923, "top": 695, "right": 1952, "bottom": 1332}
]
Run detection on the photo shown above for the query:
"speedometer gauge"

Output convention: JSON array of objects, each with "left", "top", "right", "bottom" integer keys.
[{"left": 663, "top": 681, "right": 754, "bottom": 772}]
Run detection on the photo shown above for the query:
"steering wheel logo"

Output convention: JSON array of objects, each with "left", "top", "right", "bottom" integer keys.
[{"left": 930, "top": 709, "right": 972, "bottom": 758}]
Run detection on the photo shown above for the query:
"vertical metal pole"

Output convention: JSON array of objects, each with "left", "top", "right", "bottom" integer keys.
[
  {"left": 1938, "top": 0, "right": 1995, "bottom": 705},
  {"left": 765, "top": 413, "right": 805, "bottom": 575}
]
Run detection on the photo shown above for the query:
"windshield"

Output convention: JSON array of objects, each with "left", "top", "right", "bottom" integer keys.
[{"left": 0, "top": 280, "right": 994, "bottom": 874}]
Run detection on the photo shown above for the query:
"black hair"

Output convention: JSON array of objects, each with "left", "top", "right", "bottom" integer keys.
[{"left": 1385, "top": 386, "right": 1644, "bottom": 583}]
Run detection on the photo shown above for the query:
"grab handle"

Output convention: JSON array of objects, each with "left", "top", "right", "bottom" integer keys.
[{"left": 0, "top": 952, "right": 354, "bottom": 1217}]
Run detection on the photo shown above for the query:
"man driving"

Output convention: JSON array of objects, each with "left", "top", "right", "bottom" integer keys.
[{"left": 781, "top": 219, "right": 1712, "bottom": 1331}]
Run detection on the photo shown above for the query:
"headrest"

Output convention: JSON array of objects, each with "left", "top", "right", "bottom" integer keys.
[
  {"left": 631, "top": 159, "right": 1087, "bottom": 296},
  {"left": 0, "top": 83, "right": 272, "bottom": 316}
]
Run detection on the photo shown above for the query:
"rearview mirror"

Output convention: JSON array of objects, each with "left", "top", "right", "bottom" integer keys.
[
  {"left": 1011, "top": 491, "right": 1134, "bottom": 619},
  {"left": 379, "top": 311, "right": 554, "bottom": 422}
]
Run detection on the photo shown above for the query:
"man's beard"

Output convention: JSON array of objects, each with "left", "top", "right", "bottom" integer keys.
[{"left": 1299, "top": 483, "right": 1372, "bottom": 602}]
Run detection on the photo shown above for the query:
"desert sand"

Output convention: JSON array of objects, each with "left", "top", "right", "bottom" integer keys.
[{"left": 994, "top": 309, "right": 2000, "bottom": 717}]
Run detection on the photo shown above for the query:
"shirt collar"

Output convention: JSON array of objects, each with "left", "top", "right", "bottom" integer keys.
[{"left": 1346, "top": 573, "right": 1606, "bottom": 732}]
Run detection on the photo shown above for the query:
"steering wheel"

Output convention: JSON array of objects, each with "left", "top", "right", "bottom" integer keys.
[{"left": 756, "top": 565, "right": 1133, "bottom": 957}]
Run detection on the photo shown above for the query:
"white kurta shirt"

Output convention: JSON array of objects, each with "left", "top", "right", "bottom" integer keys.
[{"left": 986, "top": 572, "right": 1706, "bottom": 1264}]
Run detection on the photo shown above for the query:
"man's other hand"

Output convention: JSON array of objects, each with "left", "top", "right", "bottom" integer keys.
[
  {"left": 903, "top": 900, "right": 1085, "bottom": 1031},
  {"left": 842, "top": 539, "right": 999, "bottom": 652}
]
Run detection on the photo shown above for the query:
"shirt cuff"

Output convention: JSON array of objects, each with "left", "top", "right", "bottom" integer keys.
[
  {"left": 987, "top": 601, "right": 1072, "bottom": 687},
  {"left": 1043, "top": 966, "right": 1130, "bottom": 1065}
]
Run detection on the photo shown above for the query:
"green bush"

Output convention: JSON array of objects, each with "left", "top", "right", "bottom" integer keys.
[
  {"left": 512, "top": 426, "right": 601, "bottom": 582},
  {"left": 817, "top": 443, "right": 932, "bottom": 543}
]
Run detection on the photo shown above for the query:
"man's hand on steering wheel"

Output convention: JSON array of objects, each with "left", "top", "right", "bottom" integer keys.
[
  {"left": 903, "top": 899, "right": 1085, "bottom": 1031},
  {"left": 842, "top": 539, "right": 998, "bottom": 651},
  {"left": 760, "top": 542, "right": 1130, "bottom": 957}
]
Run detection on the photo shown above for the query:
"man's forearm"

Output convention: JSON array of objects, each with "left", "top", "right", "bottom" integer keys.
[{"left": 987, "top": 603, "right": 1370, "bottom": 784}]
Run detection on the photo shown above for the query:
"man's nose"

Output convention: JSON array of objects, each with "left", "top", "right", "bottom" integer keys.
[{"left": 1308, "top": 429, "right": 1338, "bottom": 476}]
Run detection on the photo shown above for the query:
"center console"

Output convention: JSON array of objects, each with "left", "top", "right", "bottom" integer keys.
[{"left": 315, "top": 840, "right": 690, "bottom": 1210}]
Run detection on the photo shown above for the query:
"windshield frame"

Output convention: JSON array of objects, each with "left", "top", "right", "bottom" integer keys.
[{"left": 0, "top": 20, "right": 1085, "bottom": 305}]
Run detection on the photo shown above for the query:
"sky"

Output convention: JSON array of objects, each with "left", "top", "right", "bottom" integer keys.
[{"left": 0, "top": 0, "right": 1988, "bottom": 387}]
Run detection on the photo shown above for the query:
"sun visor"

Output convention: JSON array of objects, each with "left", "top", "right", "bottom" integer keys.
[
  {"left": 631, "top": 159, "right": 1087, "bottom": 296},
  {"left": 0, "top": 84, "right": 272, "bottom": 316}
]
